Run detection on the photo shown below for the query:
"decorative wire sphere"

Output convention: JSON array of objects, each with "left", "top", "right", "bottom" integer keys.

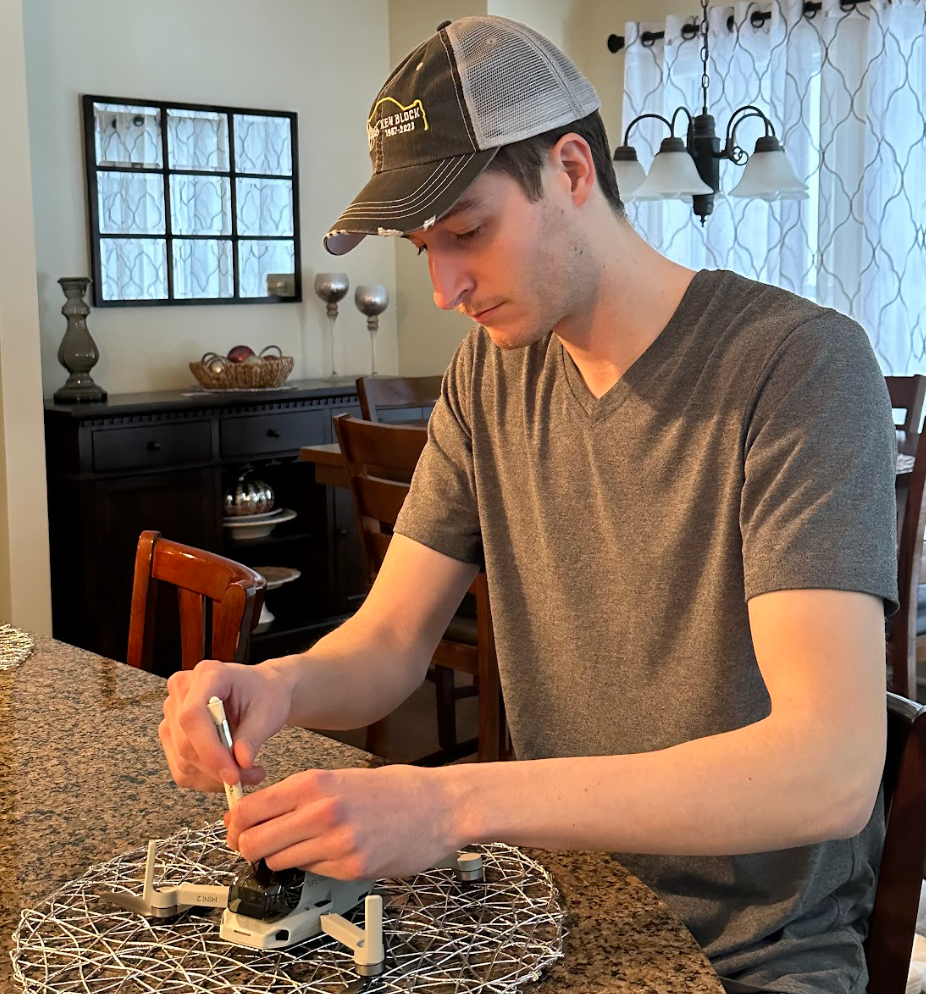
[{"left": 13, "top": 822, "right": 565, "bottom": 994}]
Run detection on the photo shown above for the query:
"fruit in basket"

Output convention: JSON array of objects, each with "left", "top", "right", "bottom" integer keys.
[{"left": 227, "top": 345, "right": 256, "bottom": 363}]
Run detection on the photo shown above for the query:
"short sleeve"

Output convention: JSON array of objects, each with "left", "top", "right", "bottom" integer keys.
[
  {"left": 740, "top": 313, "right": 898, "bottom": 614},
  {"left": 394, "top": 332, "right": 484, "bottom": 565}
]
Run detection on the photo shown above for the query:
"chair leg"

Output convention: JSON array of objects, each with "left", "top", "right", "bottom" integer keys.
[
  {"left": 433, "top": 666, "right": 458, "bottom": 752},
  {"left": 365, "top": 717, "right": 390, "bottom": 759}
]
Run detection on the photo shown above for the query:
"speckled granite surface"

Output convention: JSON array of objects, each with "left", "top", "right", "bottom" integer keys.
[{"left": 0, "top": 637, "right": 722, "bottom": 993}]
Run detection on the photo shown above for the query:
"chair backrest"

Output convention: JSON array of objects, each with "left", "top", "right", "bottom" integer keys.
[
  {"left": 889, "top": 428, "right": 926, "bottom": 697},
  {"left": 127, "top": 530, "right": 266, "bottom": 671},
  {"left": 886, "top": 375, "right": 926, "bottom": 435},
  {"left": 333, "top": 415, "right": 428, "bottom": 581},
  {"left": 865, "top": 692, "right": 926, "bottom": 994},
  {"left": 356, "top": 375, "right": 443, "bottom": 423}
]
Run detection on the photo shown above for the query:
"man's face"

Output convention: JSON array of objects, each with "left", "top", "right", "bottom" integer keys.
[{"left": 404, "top": 167, "right": 593, "bottom": 350}]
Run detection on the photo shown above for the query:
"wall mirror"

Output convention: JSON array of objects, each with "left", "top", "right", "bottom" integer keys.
[{"left": 82, "top": 95, "right": 301, "bottom": 307}]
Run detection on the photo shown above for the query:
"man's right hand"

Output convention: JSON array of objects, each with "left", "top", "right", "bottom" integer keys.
[{"left": 159, "top": 657, "right": 296, "bottom": 793}]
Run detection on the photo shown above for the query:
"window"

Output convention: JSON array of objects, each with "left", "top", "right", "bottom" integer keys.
[{"left": 82, "top": 95, "right": 301, "bottom": 307}]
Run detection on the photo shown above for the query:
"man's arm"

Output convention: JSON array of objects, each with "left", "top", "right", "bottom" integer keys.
[
  {"left": 446, "top": 588, "right": 886, "bottom": 855},
  {"left": 267, "top": 534, "right": 478, "bottom": 731}
]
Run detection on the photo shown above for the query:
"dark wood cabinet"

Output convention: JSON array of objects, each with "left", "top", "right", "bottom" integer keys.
[{"left": 45, "top": 380, "right": 367, "bottom": 671}]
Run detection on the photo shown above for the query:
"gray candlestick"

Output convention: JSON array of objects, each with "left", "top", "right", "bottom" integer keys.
[
  {"left": 355, "top": 284, "right": 389, "bottom": 377},
  {"left": 53, "top": 277, "right": 107, "bottom": 404},
  {"left": 314, "top": 272, "right": 349, "bottom": 377}
]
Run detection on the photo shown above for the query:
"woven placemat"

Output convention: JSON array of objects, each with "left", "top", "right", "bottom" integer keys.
[
  {"left": 13, "top": 822, "right": 565, "bottom": 994},
  {"left": 0, "top": 623, "right": 34, "bottom": 671}
]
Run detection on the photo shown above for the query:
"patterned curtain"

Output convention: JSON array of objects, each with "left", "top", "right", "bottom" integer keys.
[{"left": 621, "top": 0, "right": 926, "bottom": 374}]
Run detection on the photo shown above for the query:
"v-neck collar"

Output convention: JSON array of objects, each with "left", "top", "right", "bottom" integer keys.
[{"left": 560, "top": 269, "right": 711, "bottom": 422}]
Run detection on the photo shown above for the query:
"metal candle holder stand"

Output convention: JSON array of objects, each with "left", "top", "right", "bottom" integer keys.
[{"left": 314, "top": 273, "right": 350, "bottom": 378}]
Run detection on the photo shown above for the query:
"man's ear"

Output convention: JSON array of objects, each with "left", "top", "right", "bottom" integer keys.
[{"left": 550, "top": 134, "right": 596, "bottom": 207}]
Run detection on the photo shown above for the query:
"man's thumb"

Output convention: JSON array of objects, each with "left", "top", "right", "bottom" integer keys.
[{"left": 233, "top": 736, "right": 257, "bottom": 770}]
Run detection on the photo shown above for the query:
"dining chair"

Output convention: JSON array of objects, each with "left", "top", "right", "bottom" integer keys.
[
  {"left": 864, "top": 692, "right": 926, "bottom": 994},
  {"left": 333, "top": 414, "right": 507, "bottom": 764},
  {"left": 889, "top": 427, "right": 926, "bottom": 699},
  {"left": 127, "top": 530, "right": 266, "bottom": 672},
  {"left": 886, "top": 375, "right": 926, "bottom": 437},
  {"left": 356, "top": 375, "right": 443, "bottom": 423}
]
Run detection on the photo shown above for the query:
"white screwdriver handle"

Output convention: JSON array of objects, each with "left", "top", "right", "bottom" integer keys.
[{"left": 206, "top": 696, "right": 244, "bottom": 809}]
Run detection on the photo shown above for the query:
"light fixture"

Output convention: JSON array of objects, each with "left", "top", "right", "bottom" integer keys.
[{"left": 612, "top": 0, "right": 808, "bottom": 224}]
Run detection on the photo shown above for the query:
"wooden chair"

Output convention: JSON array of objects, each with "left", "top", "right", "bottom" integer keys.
[
  {"left": 888, "top": 428, "right": 926, "bottom": 698},
  {"left": 865, "top": 692, "right": 926, "bottom": 994},
  {"left": 127, "top": 530, "right": 266, "bottom": 672},
  {"left": 333, "top": 414, "right": 506, "bottom": 763},
  {"left": 886, "top": 375, "right": 926, "bottom": 439},
  {"left": 356, "top": 375, "right": 443, "bottom": 423}
]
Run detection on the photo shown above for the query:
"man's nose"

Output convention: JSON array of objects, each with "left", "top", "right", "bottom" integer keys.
[{"left": 429, "top": 252, "right": 474, "bottom": 311}]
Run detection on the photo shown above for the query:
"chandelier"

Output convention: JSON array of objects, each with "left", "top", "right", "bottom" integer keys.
[{"left": 611, "top": 0, "right": 808, "bottom": 224}]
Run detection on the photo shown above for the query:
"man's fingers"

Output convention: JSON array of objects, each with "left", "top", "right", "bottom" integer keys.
[
  {"left": 158, "top": 719, "right": 224, "bottom": 792},
  {"left": 236, "top": 806, "right": 349, "bottom": 866}
]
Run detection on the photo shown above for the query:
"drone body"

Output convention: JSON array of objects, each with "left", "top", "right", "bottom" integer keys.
[{"left": 95, "top": 840, "right": 484, "bottom": 977}]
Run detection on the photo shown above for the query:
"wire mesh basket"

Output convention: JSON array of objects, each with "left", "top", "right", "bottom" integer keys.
[{"left": 191, "top": 346, "right": 294, "bottom": 390}]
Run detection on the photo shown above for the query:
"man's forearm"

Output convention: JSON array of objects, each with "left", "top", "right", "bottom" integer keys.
[
  {"left": 263, "top": 613, "right": 431, "bottom": 731},
  {"left": 444, "top": 712, "right": 883, "bottom": 856}
]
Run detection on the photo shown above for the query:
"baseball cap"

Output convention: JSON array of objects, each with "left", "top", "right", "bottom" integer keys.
[{"left": 324, "top": 15, "right": 600, "bottom": 255}]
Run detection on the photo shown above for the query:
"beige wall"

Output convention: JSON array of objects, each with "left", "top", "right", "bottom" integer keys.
[
  {"left": 388, "top": 0, "right": 485, "bottom": 377},
  {"left": 24, "top": 0, "right": 397, "bottom": 396},
  {"left": 0, "top": 0, "right": 52, "bottom": 634}
]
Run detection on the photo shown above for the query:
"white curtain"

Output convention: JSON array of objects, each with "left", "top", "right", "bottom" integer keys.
[{"left": 622, "top": 0, "right": 926, "bottom": 374}]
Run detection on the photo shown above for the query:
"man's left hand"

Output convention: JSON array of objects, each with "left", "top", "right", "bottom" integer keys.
[{"left": 224, "top": 764, "right": 463, "bottom": 880}]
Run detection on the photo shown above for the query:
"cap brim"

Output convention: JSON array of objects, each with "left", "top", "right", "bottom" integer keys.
[{"left": 324, "top": 148, "right": 499, "bottom": 256}]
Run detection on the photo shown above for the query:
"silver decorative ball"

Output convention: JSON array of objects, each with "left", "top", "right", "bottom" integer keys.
[{"left": 224, "top": 471, "right": 275, "bottom": 517}]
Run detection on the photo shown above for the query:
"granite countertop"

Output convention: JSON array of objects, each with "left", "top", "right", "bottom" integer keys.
[{"left": 0, "top": 637, "right": 722, "bottom": 993}]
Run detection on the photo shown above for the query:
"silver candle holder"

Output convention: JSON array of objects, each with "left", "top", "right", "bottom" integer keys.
[
  {"left": 355, "top": 284, "right": 389, "bottom": 377},
  {"left": 314, "top": 272, "right": 350, "bottom": 378}
]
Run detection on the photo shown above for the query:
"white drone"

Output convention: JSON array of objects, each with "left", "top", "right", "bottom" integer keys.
[{"left": 95, "top": 698, "right": 485, "bottom": 978}]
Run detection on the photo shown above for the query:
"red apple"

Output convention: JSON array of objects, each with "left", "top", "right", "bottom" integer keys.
[{"left": 227, "top": 345, "right": 255, "bottom": 363}]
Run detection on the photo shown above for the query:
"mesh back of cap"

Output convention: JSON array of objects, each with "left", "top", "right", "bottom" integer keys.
[{"left": 446, "top": 17, "right": 600, "bottom": 149}]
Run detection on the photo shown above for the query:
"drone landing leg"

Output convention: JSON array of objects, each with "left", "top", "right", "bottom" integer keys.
[{"left": 320, "top": 894, "right": 385, "bottom": 976}]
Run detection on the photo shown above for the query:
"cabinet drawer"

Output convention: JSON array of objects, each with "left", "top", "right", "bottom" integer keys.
[
  {"left": 220, "top": 409, "right": 326, "bottom": 459},
  {"left": 92, "top": 421, "right": 212, "bottom": 473}
]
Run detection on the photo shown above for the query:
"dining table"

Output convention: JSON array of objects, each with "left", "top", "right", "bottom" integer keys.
[{"left": 0, "top": 635, "right": 723, "bottom": 993}]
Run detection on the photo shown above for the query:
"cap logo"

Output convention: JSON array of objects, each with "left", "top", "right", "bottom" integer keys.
[{"left": 367, "top": 96, "right": 429, "bottom": 151}]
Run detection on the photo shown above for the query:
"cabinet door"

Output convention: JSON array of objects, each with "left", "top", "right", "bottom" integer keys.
[{"left": 92, "top": 468, "right": 221, "bottom": 671}]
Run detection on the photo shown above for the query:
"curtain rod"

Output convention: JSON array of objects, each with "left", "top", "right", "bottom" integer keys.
[{"left": 607, "top": 0, "right": 871, "bottom": 53}]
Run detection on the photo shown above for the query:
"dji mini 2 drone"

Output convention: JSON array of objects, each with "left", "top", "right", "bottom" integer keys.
[{"left": 95, "top": 697, "right": 485, "bottom": 978}]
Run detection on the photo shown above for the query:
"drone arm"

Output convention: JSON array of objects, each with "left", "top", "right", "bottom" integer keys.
[{"left": 172, "top": 883, "right": 230, "bottom": 911}]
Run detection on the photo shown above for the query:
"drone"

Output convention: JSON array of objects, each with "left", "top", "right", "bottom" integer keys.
[{"left": 95, "top": 697, "right": 485, "bottom": 978}]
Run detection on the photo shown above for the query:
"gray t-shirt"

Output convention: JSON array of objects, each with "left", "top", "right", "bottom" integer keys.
[{"left": 395, "top": 268, "right": 898, "bottom": 994}]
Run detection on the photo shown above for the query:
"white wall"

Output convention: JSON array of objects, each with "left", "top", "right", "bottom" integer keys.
[
  {"left": 0, "top": 0, "right": 52, "bottom": 634},
  {"left": 24, "top": 0, "right": 398, "bottom": 396}
]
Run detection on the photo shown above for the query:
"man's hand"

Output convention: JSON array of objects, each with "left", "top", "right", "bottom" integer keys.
[
  {"left": 160, "top": 657, "right": 296, "bottom": 793},
  {"left": 224, "top": 765, "right": 463, "bottom": 881}
]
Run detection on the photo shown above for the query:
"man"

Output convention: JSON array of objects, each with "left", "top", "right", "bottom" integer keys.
[{"left": 160, "top": 16, "right": 898, "bottom": 994}]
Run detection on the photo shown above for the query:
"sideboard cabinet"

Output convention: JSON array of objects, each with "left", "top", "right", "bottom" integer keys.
[{"left": 44, "top": 380, "right": 367, "bottom": 675}]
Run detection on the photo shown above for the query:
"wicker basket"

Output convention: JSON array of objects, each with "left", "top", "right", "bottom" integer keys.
[{"left": 190, "top": 347, "right": 294, "bottom": 390}]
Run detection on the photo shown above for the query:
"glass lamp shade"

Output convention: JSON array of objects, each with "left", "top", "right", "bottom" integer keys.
[
  {"left": 612, "top": 145, "right": 647, "bottom": 199},
  {"left": 728, "top": 135, "right": 808, "bottom": 201},
  {"left": 631, "top": 136, "right": 713, "bottom": 201}
]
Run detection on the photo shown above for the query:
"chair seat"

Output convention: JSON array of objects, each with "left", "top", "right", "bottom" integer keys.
[{"left": 443, "top": 614, "right": 478, "bottom": 645}]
